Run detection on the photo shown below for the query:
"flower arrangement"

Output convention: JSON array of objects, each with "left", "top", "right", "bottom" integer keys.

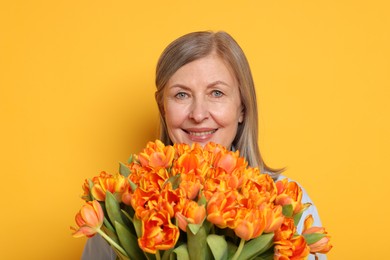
[{"left": 72, "top": 140, "right": 332, "bottom": 259}]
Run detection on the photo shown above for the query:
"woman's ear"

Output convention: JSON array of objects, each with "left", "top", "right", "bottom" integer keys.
[{"left": 238, "top": 106, "right": 244, "bottom": 123}]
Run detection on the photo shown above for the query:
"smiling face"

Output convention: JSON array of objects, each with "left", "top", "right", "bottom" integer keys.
[{"left": 163, "top": 54, "right": 244, "bottom": 149}]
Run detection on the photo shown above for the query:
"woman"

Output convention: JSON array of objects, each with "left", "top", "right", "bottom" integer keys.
[{"left": 82, "top": 31, "right": 324, "bottom": 259}]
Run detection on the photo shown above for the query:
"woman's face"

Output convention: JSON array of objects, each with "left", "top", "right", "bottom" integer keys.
[{"left": 163, "top": 54, "right": 244, "bottom": 148}]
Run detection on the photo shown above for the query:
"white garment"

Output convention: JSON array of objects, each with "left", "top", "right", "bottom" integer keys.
[{"left": 82, "top": 175, "right": 326, "bottom": 260}]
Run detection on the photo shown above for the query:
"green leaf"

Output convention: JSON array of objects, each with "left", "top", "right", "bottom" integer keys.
[
  {"left": 121, "top": 209, "right": 134, "bottom": 224},
  {"left": 127, "top": 154, "right": 134, "bottom": 164},
  {"left": 227, "top": 242, "right": 238, "bottom": 259},
  {"left": 103, "top": 214, "right": 116, "bottom": 234},
  {"left": 101, "top": 225, "right": 120, "bottom": 244},
  {"left": 165, "top": 174, "right": 181, "bottom": 189},
  {"left": 237, "top": 233, "right": 274, "bottom": 260},
  {"left": 253, "top": 248, "right": 274, "bottom": 260},
  {"left": 119, "top": 162, "right": 131, "bottom": 177},
  {"left": 293, "top": 210, "right": 304, "bottom": 226},
  {"left": 187, "top": 223, "right": 201, "bottom": 235},
  {"left": 187, "top": 224, "right": 211, "bottom": 260},
  {"left": 112, "top": 245, "right": 130, "bottom": 260},
  {"left": 133, "top": 215, "right": 142, "bottom": 238},
  {"left": 161, "top": 248, "right": 174, "bottom": 260},
  {"left": 105, "top": 191, "right": 124, "bottom": 227},
  {"left": 303, "top": 233, "right": 327, "bottom": 245},
  {"left": 115, "top": 221, "right": 145, "bottom": 260},
  {"left": 129, "top": 179, "right": 137, "bottom": 192},
  {"left": 207, "top": 234, "right": 228, "bottom": 260},
  {"left": 170, "top": 244, "right": 190, "bottom": 260},
  {"left": 282, "top": 204, "right": 293, "bottom": 217}
]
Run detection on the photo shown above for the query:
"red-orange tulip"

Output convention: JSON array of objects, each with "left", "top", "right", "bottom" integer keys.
[
  {"left": 175, "top": 200, "right": 206, "bottom": 231},
  {"left": 139, "top": 140, "right": 175, "bottom": 169},
  {"left": 71, "top": 200, "right": 104, "bottom": 238},
  {"left": 303, "top": 215, "right": 333, "bottom": 254},
  {"left": 234, "top": 208, "right": 265, "bottom": 240},
  {"left": 138, "top": 210, "right": 180, "bottom": 254},
  {"left": 275, "top": 179, "right": 306, "bottom": 215},
  {"left": 91, "top": 171, "right": 128, "bottom": 202},
  {"left": 207, "top": 191, "right": 239, "bottom": 229},
  {"left": 274, "top": 235, "right": 310, "bottom": 260},
  {"left": 263, "top": 204, "right": 284, "bottom": 233}
]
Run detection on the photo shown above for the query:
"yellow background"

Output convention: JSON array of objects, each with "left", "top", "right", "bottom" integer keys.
[{"left": 1, "top": 0, "right": 389, "bottom": 259}]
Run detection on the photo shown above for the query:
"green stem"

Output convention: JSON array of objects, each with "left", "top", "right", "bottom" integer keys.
[
  {"left": 156, "top": 250, "right": 161, "bottom": 260},
  {"left": 231, "top": 238, "right": 246, "bottom": 260},
  {"left": 97, "top": 229, "right": 128, "bottom": 257}
]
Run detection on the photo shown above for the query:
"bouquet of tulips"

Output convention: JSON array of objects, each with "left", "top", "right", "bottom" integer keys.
[{"left": 71, "top": 140, "right": 332, "bottom": 259}]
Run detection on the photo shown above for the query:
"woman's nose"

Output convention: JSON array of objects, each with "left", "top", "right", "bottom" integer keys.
[{"left": 189, "top": 98, "right": 209, "bottom": 122}]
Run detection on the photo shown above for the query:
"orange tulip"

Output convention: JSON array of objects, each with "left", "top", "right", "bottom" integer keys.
[
  {"left": 176, "top": 150, "right": 201, "bottom": 174},
  {"left": 263, "top": 204, "right": 285, "bottom": 233},
  {"left": 91, "top": 171, "right": 128, "bottom": 202},
  {"left": 71, "top": 200, "right": 104, "bottom": 238},
  {"left": 240, "top": 173, "right": 278, "bottom": 208},
  {"left": 274, "top": 235, "right": 310, "bottom": 260},
  {"left": 81, "top": 178, "right": 92, "bottom": 201},
  {"left": 234, "top": 208, "right": 265, "bottom": 240},
  {"left": 138, "top": 210, "right": 180, "bottom": 254},
  {"left": 274, "top": 217, "right": 296, "bottom": 242},
  {"left": 302, "top": 215, "right": 332, "bottom": 254},
  {"left": 274, "top": 217, "right": 310, "bottom": 259},
  {"left": 214, "top": 151, "right": 238, "bottom": 174},
  {"left": 139, "top": 140, "right": 175, "bottom": 169},
  {"left": 275, "top": 178, "right": 307, "bottom": 215},
  {"left": 179, "top": 178, "right": 201, "bottom": 200},
  {"left": 207, "top": 191, "right": 239, "bottom": 229},
  {"left": 175, "top": 200, "right": 206, "bottom": 231}
]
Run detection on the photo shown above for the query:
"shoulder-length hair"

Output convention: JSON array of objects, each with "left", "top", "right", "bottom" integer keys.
[{"left": 155, "top": 31, "right": 281, "bottom": 178}]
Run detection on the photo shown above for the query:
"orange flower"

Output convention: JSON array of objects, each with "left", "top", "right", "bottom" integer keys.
[
  {"left": 240, "top": 172, "right": 278, "bottom": 208},
  {"left": 91, "top": 171, "right": 128, "bottom": 202},
  {"left": 214, "top": 150, "right": 241, "bottom": 174},
  {"left": 175, "top": 150, "right": 201, "bottom": 174},
  {"left": 179, "top": 178, "right": 202, "bottom": 200},
  {"left": 81, "top": 178, "right": 92, "bottom": 201},
  {"left": 274, "top": 235, "right": 310, "bottom": 260},
  {"left": 138, "top": 210, "right": 180, "bottom": 254},
  {"left": 302, "top": 215, "right": 332, "bottom": 254},
  {"left": 139, "top": 140, "right": 175, "bottom": 169},
  {"left": 71, "top": 200, "right": 104, "bottom": 238},
  {"left": 275, "top": 178, "right": 307, "bottom": 215},
  {"left": 274, "top": 217, "right": 310, "bottom": 259},
  {"left": 207, "top": 190, "right": 239, "bottom": 229},
  {"left": 175, "top": 200, "right": 206, "bottom": 231},
  {"left": 263, "top": 204, "right": 284, "bottom": 233},
  {"left": 274, "top": 217, "right": 296, "bottom": 241},
  {"left": 234, "top": 208, "right": 266, "bottom": 240}
]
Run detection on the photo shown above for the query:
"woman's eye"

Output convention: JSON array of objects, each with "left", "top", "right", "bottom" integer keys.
[
  {"left": 175, "top": 92, "right": 188, "bottom": 99},
  {"left": 211, "top": 90, "right": 224, "bottom": 97}
]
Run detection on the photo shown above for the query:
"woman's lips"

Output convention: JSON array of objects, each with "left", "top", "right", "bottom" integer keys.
[
  {"left": 188, "top": 130, "right": 216, "bottom": 136},
  {"left": 183, "top": 128, "right": 217, "bottom": 141}
]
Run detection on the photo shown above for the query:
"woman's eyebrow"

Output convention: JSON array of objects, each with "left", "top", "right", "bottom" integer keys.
[
  {"left": 207, "top": 80, "right": 231, "bottom": 88},
  {"left": 167, "top": 84, "right": 191, "bottom": 91},
  {"left": 168, "top": 80, "right": 232, "bottom": 90}
]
